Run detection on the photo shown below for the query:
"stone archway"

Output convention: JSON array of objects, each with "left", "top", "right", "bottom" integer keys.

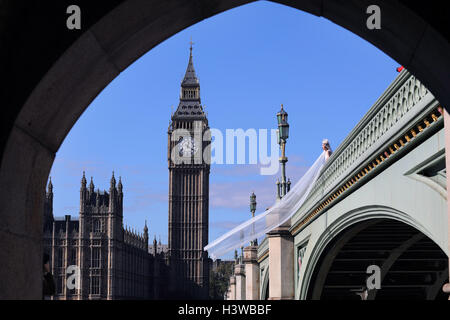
[
  {"left": 1, "top": 0, "right": 449, "bottom": 299},
  {"left": 306, "top": 218, "right": 448, "bottom": 300}
]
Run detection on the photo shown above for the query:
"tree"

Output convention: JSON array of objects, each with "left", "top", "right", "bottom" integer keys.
[{"left": 209, "top": 260, "right": 234, "bottom": 299}]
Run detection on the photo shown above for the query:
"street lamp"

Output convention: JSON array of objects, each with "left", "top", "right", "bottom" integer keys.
[
  {"left": 277, "top": 104, "right": 289, "bottom": 143},
  {"left": 276, "top": 104, "right": 290, "bottom": 198},
  {"left": 250, "top": 192, "right": 257, "bottom": 246}
]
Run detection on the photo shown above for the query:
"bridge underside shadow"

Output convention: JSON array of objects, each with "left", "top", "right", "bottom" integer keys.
[{"left": 307, "top": 219, "right": 448, "bottom": 300}]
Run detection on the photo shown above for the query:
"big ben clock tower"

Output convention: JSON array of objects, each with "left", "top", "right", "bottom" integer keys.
[{"left": 167, "top": 44, "right": 210, "bottom": 299}]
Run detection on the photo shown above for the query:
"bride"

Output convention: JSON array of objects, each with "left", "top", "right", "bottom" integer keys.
[
  {"left": 205, "top": 140, "right": 332, "bottom": 259},
  {"left": 322, "top": 139, "right": 333, "bottom": 160}
]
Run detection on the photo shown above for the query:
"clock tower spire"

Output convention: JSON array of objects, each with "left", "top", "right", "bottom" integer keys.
[
  {"left": 167, "top": 44, "right": 210, "bottom": 299},
  {"left": 171, "top": 41, "right": 206, "bottom": 122}
]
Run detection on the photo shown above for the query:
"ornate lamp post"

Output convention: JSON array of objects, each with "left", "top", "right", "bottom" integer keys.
[
  {"left": 276, "top": 104, "right": 291, "bottom": 199},
  {"left": 250, "top": 192, "right": 257, "bottom": 246}
]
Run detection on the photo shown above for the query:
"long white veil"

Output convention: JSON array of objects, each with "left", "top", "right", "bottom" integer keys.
[{"left": 204, "top": 151, "right": 326, "bottom": 259}]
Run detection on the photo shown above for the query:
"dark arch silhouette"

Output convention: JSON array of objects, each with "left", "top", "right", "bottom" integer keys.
[
  {"left": 0, "top": 0, "right": 449, "bottom": 299},
  {"left": 307, "top": 219, "right": 448, "bottom": 300}
]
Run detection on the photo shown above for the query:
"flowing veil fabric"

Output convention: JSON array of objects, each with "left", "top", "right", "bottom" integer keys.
[{"left": 204, "top": 151, "right": 327, "bottom": 259}]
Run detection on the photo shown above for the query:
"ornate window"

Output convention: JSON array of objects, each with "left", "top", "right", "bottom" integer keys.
[
  {"left": 91, "top": 247, "right": 101, "bottom": 268},
  {"left": 183, "top": 88, "right": 198, "bottom": 99},
  {"left": 57, "top": 247, "right": 64, "bottom": 267},
  {"left": 69, "top": 248, "right": 77, "bottom": 266},
  {"left": 57, "top": 276, "right": 65, "bottom": 295},
  {"left": 90, "top": 276, "right": 100, "bottom": 295},
  {"left": 93, "top": 219, "right": 102, "bottom": 233}
]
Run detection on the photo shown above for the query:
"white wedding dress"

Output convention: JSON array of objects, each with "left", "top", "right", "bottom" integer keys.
[{"left": 204, "top": 151, "right": 327, "bottom": 259}]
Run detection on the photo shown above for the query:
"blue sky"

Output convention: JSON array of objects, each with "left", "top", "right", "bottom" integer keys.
[{"left": 49, "top": 1, "right": 398, "bottom": 259}]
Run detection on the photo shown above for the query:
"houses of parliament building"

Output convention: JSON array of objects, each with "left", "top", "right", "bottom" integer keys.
[
  {"left": 43, "top": 46, "right": 211, "bottom": 300},
  {"left": 43, "top": 173, "right": 169, "bottom": 300}
]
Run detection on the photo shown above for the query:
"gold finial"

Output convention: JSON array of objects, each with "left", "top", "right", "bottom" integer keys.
[
  {"left": 190, "top": 37, "right": 194, "bottom": 54},
  {"left": 281, "top": 104, "right": 284, "bottom": 111}
]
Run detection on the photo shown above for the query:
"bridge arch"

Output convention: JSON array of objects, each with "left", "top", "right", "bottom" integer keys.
[
  {"left": 1, "top": 0, "right": 449, "bottom": 299},
  {"left": 300, "top": 206, "right": 448, "bottom": 300}
]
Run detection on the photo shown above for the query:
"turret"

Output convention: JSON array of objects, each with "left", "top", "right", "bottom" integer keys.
[
  {"left": 180, "top": 42, "right": 200, "bottom": 99},
  {"left": 117, "top": 176, "right": 123, "bottom": 212},
  {"left": 171, "top": 42, "right": 207, "bottom": 122},
  {"left": 46, "top": 177, "right": 54, "bottom": 207},
  {"left": 44, "top": 177, "right": 54, "bottom": 231},
  {"left": 48, "top": 177, "right": 53, "bottom": 194},
  {"left": 143, "top": 221, "right": 149, "bottom": 252},
  {"left": 118, "top": 176, "right": 123, "bottom": 194},
  {"left": 81, "top": 171, "right": 87, "bottom": 189},
  {"left": 153, "top": 236, "right": 158, "bottom": 256},
  {"left": 110, "top": 171, "right": 116, "bottom": 189},
  {"left": 96, "top": 189, "right": 101, "bottom": 207},
  {"left": 89, "top": 176, "right": 94, "bottom": 194},
  {"left": 80, "top": 171, "right": 87, "bottom": 211},
  {"left": 109, "top": 171, "right": 116, "bottom": 211}
]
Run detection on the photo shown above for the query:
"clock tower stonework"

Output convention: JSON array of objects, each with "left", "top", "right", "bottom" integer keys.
[{"left": 167, "top": 46, "right": 210, "bottom": 299}]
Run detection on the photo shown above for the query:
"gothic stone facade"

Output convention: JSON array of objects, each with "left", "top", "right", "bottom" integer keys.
[
  {"left": 43, "top": 174, "right": 169, "bottom": 300},
  {"left": 167, "top": 46, "right": 210, "bottom": 299}
]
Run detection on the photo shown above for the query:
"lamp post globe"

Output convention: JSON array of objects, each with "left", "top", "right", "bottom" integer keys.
[{"left": 277, "top": 104, "right": 289, "bottom": 142}]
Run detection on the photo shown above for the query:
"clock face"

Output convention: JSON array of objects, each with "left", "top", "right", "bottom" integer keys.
[{"left": 178, "top": 137, "right": 199, "bottom": 157}]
